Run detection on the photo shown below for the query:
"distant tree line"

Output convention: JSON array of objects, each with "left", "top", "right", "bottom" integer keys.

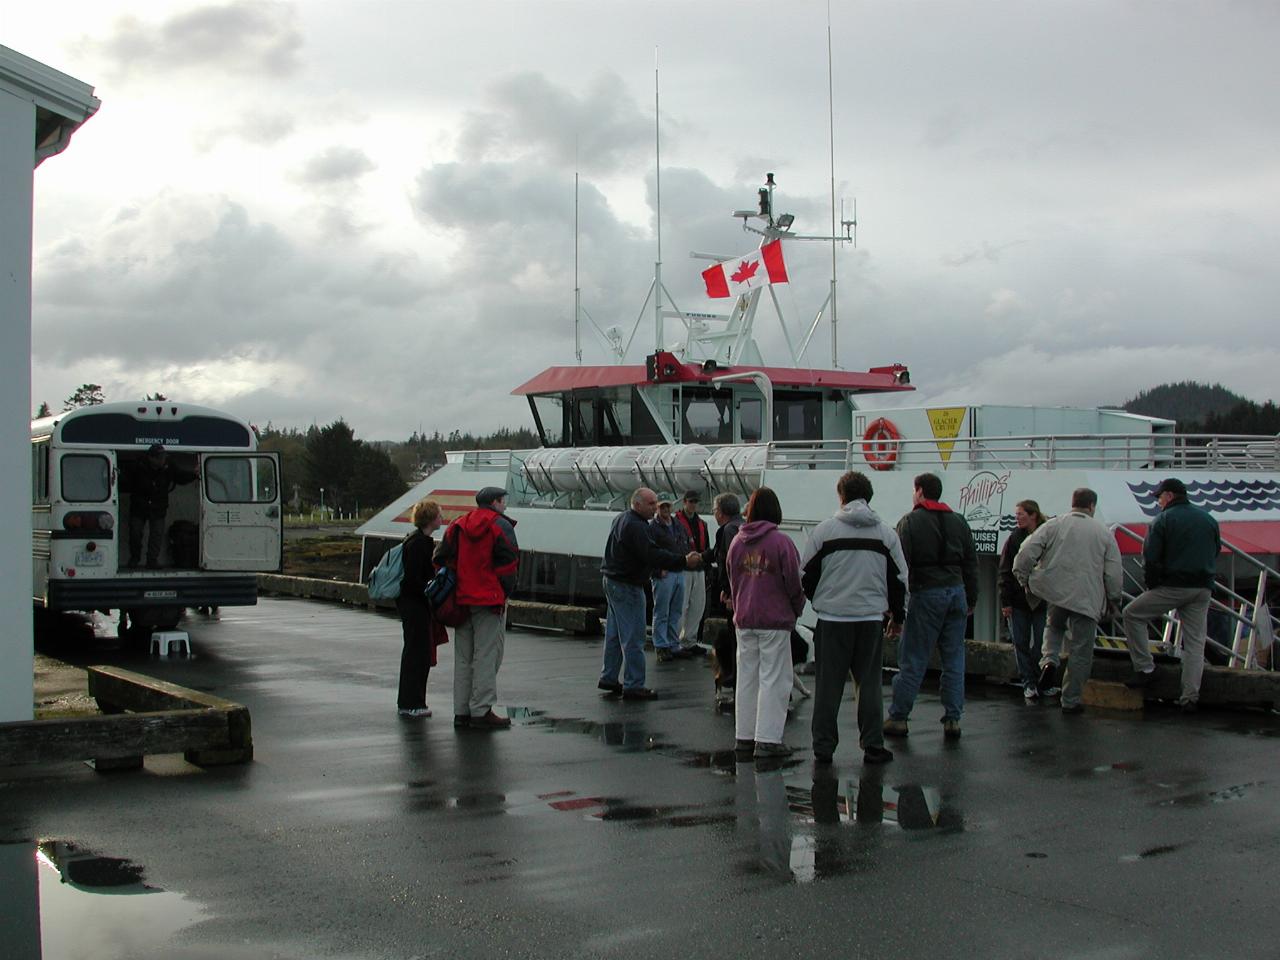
[{"left": 1122, "top": 381, "right": 1280, "bottom": 434}]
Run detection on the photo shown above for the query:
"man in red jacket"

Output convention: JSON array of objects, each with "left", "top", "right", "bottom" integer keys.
[{"left": 435, "top": 486, "right": 519, "bottom": 729}]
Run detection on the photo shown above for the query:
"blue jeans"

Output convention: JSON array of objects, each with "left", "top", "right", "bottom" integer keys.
[
  {"left": 1009, "top": 605, "right": 1047, "bottom": 688},
  {"left": 601, "top": 577, "right": 648, "bottom": 690},
  {"left": 890, "top": 584, "right": 968, "bottom": 722},
  {"left": 650, "top": 573, "right": 685, "bottom": 650}
]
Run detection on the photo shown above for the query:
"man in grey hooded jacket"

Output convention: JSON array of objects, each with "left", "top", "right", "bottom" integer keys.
[{"left": 800, "top": 471, "right": 908, "bottom": 765}]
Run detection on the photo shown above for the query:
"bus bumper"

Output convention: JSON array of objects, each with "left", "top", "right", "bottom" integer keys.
[{"left": 45, "top": 575, "right": 259, "bottom": 611}]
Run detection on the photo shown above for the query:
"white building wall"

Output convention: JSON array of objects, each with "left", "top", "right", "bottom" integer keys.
[{"left": 0, "top": 87, "right": 35, "bottom": 722}]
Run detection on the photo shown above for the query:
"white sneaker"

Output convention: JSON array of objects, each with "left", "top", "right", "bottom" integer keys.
[
  {"left": 1023, "top": 684, "right": 1039, "bottom": 702},
  {"left": 398, "top": 706, "right": 432, "bottom": 718}
]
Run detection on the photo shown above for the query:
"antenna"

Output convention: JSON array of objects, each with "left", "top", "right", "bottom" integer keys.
[
  {"left": 827, "top": 2, "right": 839, "bottom": 368},
  {"left": 574, "top": 171, "right": 582, "bottom": 364},
  {"left": 653, "top": 46, "right": 664, "bottom": 352}
]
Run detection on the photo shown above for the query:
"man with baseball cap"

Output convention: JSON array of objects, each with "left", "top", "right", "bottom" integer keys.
[
  {"left": 435, "top": 486, "right": 519, "bottom": 728},
  {"left": 1122, "top": 478, "right": 1221, "bottom": 711},
  {"left": 675, "top": 489, "right": 711, "bottom": 652}
]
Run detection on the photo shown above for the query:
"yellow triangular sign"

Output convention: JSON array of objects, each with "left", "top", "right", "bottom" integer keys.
[{"left": 927, "top": 407, "right": 966, "bottom": 465}]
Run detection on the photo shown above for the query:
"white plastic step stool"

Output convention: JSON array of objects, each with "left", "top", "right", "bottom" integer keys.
[{"left": 150, "top": 630, "right": 191, "bottom": 657}]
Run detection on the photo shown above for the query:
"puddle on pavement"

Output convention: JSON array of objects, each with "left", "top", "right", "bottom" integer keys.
[
  {"left": 1121, "top": 842, "right": 1187, "bottom": 862},
  {"left": 1, "top": 839, "right": 206, "bottom": 959},
  {"left": 457, "top": 708, "right": 957, "bottom": 883},
  {"left": 1158, "top": 781, "right": 1265, "bottom": 807},
  {"left": 506, "top": 706, "right": 798, "bottom": 773}
]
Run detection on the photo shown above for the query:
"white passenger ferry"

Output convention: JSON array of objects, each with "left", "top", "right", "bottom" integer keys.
[{"left": 361, "top": 179, "right": 1279, "bottom": 665}]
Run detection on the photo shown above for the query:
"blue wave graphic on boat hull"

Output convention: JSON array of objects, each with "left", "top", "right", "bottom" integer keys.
[{"left": 1127, "top": 479, "right": 1280, "bottom": 518}]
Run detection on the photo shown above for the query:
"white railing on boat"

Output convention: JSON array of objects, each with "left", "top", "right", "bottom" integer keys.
[{"left": 764, "top": 434, "right": 1280, "bottom": 472}]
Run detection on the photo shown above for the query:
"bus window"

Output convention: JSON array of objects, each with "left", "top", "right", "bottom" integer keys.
[
  {"left": 60, "top": 454, "right": 110, "bottom": 503},
  {"left": 32, "top": 440, "right": 49, "bottom": 503},
  {"left": 206, "top": 457, "right": 278, "bottom": 503}
]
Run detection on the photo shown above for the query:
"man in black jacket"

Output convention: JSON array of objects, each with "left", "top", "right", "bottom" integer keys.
[
  {"left": 886, "top": 473, "right": 978, "bottom": 739},
  {"left": 123, "top": 444, "right": 197, "bottom": 568},
  {"left": 708, "top": 492, "right": 744, "bottom": 707},
  {"left": 1122, "top": 478, "right": 1221, "bottom": 710},
  {"left": 599, "top": 488, "right": 701, "bottom": 699}
]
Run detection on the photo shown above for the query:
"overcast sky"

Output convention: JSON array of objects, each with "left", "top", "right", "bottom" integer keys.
[{"left": 11, "top": 0, "right": 1279, "bottom": 439}]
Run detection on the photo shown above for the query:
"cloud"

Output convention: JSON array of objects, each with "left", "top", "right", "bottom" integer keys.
[
  {"left": 294, "top": 146, "right": 376, "bottom": 187},
  {"left": 83, "top": 1, "right": 302, "bottom": 79},
  {"left": 195, "top": 111, "right": 297, "bottom": 151},
  {"left": 455, "top": 72, "right": 652, "bottom": 175}
]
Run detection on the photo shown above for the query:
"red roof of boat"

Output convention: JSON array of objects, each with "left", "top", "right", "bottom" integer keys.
[{"left": 511, "top": 359, "right": 913, "bottom": 396}]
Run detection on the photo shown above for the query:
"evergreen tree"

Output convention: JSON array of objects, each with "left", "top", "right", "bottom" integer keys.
[{"left": 63, "top": 384, "right": 105, "bottom": 410}]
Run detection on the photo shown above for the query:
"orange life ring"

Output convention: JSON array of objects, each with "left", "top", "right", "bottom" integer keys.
[{"left": 862, "top": 417, "right": 902, "bottom": 470}]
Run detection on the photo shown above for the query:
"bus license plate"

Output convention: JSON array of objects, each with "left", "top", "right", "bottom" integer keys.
[
  {"left": 143, "top": 590, "right": 178, "bottom": 600},
  {"left": 74, "top": 549, "right": 104, "bottom": 567}
]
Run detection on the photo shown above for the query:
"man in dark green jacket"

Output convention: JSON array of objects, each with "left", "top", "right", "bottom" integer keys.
[{"left": 1123, "top": 478, "right": 1221, "bottom": 710}]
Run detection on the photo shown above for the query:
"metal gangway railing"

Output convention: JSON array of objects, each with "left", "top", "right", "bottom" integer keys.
[{"left": 1113, "top": 524, "right": 1276, "bottom": 672}]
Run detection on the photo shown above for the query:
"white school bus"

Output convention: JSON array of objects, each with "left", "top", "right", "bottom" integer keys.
[{"left": 32, "top": 401, "right": 282, "bottom": 636}]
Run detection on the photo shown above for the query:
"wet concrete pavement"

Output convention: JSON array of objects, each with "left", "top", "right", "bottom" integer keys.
[{"left": 5, "top": 597, "right": 1279, "bottom": 959}]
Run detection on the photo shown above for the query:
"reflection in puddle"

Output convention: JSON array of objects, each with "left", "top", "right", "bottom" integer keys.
[
  {"left": 506, "top": 706, "right": 796, "bottom": 773},
  {"left": 498, "top": 709, "right": 957, "bottom": 884},
  {"left": 788, "top": 778, "right": 943, "bottom": 829},
  {"left": 1121, "top": 842, "right": 1187, "bottom": 862},
  {"left": 0, "top": 839, "right": 206, "bottom": 959},
  {"left": 1159, "top": 781, "right": 1265, "bottom": 807}
]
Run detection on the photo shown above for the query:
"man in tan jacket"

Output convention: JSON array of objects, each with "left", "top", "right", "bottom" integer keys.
[{"left": 1012, "top": 488, "right": 1123, "bottom": 713}]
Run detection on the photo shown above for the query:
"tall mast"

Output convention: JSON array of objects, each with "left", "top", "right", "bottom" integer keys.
[
  {"left": 653, "top": 46, "right": 664, "bottom": 351},
  {"left": 574, "top": 171, "right": 582, "bottom": 364},
  {"left": 827, "top": 4, "right": 839, "bottom": 368}
]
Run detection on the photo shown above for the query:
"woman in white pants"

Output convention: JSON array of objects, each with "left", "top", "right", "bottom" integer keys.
[{"left": 726, "top": 487, "right": 807, "bottom": 759}]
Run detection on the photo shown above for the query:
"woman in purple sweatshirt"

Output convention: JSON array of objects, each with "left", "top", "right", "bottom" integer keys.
[{"left": 726, "top": 487, "right": 807, "bottom": 759}]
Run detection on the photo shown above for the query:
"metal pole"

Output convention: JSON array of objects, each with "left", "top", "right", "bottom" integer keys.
[
  {"left": 574, "top": 172, "right": 582, "bottom": 364},
  {"left": 654, "top": 47, "right": 664, "bottom": 351},
  {"left": 827, "top": 5, "right": 839, "bottom": 368}
]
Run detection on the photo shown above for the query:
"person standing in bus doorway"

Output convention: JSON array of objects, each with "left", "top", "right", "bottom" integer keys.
[
  {"left": 1121, "top": 478, "right": 1221, "bottom": 712},
  {"left": 676, "top": 490, "right": 711, "bottom": 654},
  {"left": 650, "top": 497, "right": 689, "bottom": 662},
  {"left": 123, "top": 443, "right": 197, "bottom": 569},
  {"left": 396, "top": 499, "right": 446, "bottom": 719},
  {"left": 886, "top": 473, "right": 978, "bottom": 740},
  {"left": 435, "top": 487, "right": 519, "bottom": 729}
]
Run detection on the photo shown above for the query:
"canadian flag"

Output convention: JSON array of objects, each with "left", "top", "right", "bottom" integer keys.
[{"left": 701, "top": 239, "right": 789, "bottom": 299}]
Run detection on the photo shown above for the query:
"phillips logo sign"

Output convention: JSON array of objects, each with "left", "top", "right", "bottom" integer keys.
[{"left": 959, "top": 470, "right": 1010, "bottom": 554}]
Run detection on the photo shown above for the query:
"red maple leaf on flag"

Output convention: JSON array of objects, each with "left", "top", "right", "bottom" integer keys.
[{"left": 730, "top": 259, "right": 759, "bottom": 284}]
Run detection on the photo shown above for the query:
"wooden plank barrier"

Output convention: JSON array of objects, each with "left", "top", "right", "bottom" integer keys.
[{"left": 0, "top": 666, "right": 252, "bottom": 771}]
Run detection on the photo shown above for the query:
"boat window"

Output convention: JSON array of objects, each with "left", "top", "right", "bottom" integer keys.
[
  {"left": 600, "top": 395, "right": 628, "bottom": 444},
  {"left": 630, "top": 388, "right": 666, "bottom": 444},
  {"left": 60, "top": 454, "right": 110, "bottom": 503},
  {"left": 573, "top": 397, "right": 597, "bottom": 445},
  {"left": 682, "top": 388, "right": 733, "bottom": 444},
  {"left": 773, "top": 392, "right": 822, "bottom": 441},
  {"left": 529, "top": 395, "right": 567, "bottom": 447},
  {"left": 739, "top": 398, "right": 763, "bottom": 443}
]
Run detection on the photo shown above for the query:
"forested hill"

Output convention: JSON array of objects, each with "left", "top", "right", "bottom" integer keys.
[{"left": 1122, "top": 381, "right": 1279, "bottom": 434}]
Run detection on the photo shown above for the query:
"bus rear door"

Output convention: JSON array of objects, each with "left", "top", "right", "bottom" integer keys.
[{"left": 199, "top": 453, "right": 282, "bottom": 571}]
